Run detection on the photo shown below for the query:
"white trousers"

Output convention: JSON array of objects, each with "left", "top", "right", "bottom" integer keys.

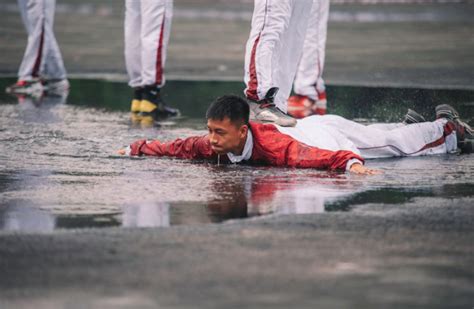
[
  {"left": 293, "top": 0, "right": 330, "bottom": 100},
  {"left": 17, "top": 0, "right": 67, "bottom": 81},
  {"left": 277, "top": 115, "right": 458, "bottom": 159},
  {"left": 124, "top": 0, "right": 173, "bottom": 88},
  {"left": 244, "top": 0, "right": 313, "bottom": 112}
]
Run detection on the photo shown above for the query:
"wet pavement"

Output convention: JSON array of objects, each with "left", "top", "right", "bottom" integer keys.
[
  {"left": 0, "top": 79, "right": 473, "bottom": 308},
  {"left": 0, "top": 78, "right": 473, "bottom": 231}
]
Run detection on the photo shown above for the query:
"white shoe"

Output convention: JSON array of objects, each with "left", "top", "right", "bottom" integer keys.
[
  {"left": 249, "top": 101, "right": 296, "bottom": 127},
  {"left": 5, "top": 79, "right": 43, "bottom": 95},
  {"left": 45, "top": 79, "right": 70, "bottom": 94}
]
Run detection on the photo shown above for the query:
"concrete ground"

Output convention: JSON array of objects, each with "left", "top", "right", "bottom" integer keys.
[
  {"left": 0, "top": 1, "right": 473, "bottom": 88},
  {"left": 0, "top": 197, "right": 473, "bottom": 309},
  {"left": 0, "top": 1, "right": 473, "bottom": 308}
]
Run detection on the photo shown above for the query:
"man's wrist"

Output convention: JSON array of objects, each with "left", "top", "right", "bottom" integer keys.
[{"left": 346, "top": 158, "right": 363, "bottom": 172}]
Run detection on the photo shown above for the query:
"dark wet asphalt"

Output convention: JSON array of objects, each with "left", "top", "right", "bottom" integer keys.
[
  {"left": 0, "top": 79, "right": 473, "bottom": 308},
  {"left": 0, "top": 78, "right": 473, "bottom": 231}
]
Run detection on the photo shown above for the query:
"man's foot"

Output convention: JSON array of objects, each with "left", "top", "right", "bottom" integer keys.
[
  {"left": 44, "top": 79, "right": 70, "bottom": 94},
  {"left": 435, "top": 104, "right": 460, "bottom": 120},
  {"left": 287, "top": 95, "right": 314, "bottom": 119},
  {"left": 5, "top": 79, "right": 43, "bottom": 95},
  {"left": 287, "top": 91, "right": 327, "bottom": 119},
  {"left": 435, "top": 104, "right": 474, "bottom": 153},
  {"left": 403, "top": 108, "right": 426, "bottom": 124},
  {"left": 313, "top": 91, "right": 327, "bottom": 115},
  {"left": 130, "top": 87, "right": 143, "bottom": 113},
  {"left": 249, "top": 87, "right": 296, "bottom": 127},
  {"left": 140, "top": 85, "right": 180, "bottom": 118}
]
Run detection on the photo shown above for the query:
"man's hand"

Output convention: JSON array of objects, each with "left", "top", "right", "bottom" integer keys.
[
  {"left": 349, "top": 163, "right": 382, "bottom": 175},
  {"left": 117, "top": 149, "right": 126, "bottom": 155}
]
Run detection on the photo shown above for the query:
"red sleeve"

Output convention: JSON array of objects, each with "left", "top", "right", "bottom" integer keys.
[
  {"left": 250, "top": 123, "right": 364, "bottom": 171},
  {"left": 283, "top": 139, "right": 364, "bottom": 171},
  {"left": 129, "top": 135, "right": 216, "bottom": 160}
]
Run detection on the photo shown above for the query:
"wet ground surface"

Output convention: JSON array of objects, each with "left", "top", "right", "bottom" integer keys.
[
  {"left": 0, "top": 79, "right": 473, "bottom": 308},
  {"left": 0, "top": 78, "right": 473, "bottom": 231},
  {"left": 1, "top": 2, "right": 474, "bottom": 306}
]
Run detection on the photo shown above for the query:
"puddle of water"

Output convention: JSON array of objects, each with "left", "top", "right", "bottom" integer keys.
[{"left": 0, "top": 78, "right": 473, "bottom": 231}]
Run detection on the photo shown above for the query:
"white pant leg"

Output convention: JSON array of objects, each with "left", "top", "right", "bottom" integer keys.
[
  {"left": 274, "top": 0, "right": 313, "bottom": 112},
  {"left": 125, "top": 0, "right": 142, "bottom": 88},
  {"left": 42, "top": 0, "right": 66, "bottom": 80},
  {"left": 17, "top": 0, "right": 45, "bottom": 80},
  {"left": 244, "top": 0, "right": 289, "bottom": 102},
  {"left": 244, "top": 0, "right": 312, "bottom": 111},
  {"left": 18, "top": 0, "right": 65, "bottom": 80},
  {"left": 315, "top": 115, "right": 457, "bottom": 159},
  {"left": 293, "top": 0, "right": 330, "bottom": 101},
  {"left": 367, "top": 123, "right": 404, "bottom": 131},
  {"left": 140, "top": 0, "right": 172, "bottom": 88}
]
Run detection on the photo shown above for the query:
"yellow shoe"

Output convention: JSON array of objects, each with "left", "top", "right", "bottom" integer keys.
[
  {"left": 130, "top": 87, "right": 143, "bottom": 113},
  {"left": 140, "top": 98, "right": 158, "bottom": 113}
]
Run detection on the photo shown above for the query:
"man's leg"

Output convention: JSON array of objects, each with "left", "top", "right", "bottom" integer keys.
[
  {"left": 274, "top": 0, "right": 313, "bottom": 112},
  {"left": 290, "top": 0, "right": 330, "bottom": 116},
  {"left": 244, "top": 0, "right": 311, "bottom": 127},
  {"left": 6, "top": 0, "right": 45, "bottom": 94},
  {"left": 125, "top": 0, "right": 142, "bottom": 89},
  {"left": 139, "top": 0, "right": 179, "bottom": 118},
  {"left": 316, "top": 115, "right": 458, "bottom": 159},
  {"left": 42, "top": 0, "right": 68, "bottom": 93},
  {"left": 17, "top": 0, "right": 45, "bottom": 81},
  {"left": 140, "top": 0, "right": 172, "bottom": 88},
  {"left": 244, "top": 0, "right": 289, "bottom": 103},
  {"left": 125, "top": 0, "right": 143, "bottom": 114}
]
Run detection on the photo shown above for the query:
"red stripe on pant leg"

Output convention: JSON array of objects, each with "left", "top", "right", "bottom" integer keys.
[
  {"left": 418, "top": 121, "right": 456, "bottom": 152},
  {"left": 32, "top": 20, "right": 45, "bottom": 78},
  {"left": 155, "top": 14, "right": 165, "bottom": 85},
  {"left": 245, "top": 34, "right": 260, "bottom": 101}
]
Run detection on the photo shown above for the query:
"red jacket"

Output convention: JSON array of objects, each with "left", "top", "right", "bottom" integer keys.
[{"left": 129, "top": 122, "right": 364, "bottom": 171}]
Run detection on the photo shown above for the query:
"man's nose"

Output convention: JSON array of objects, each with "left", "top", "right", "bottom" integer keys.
[{"left": 210, "top": 134, "right": 218, "bottom": 145}]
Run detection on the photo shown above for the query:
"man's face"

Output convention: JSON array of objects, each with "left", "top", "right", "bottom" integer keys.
[{"left": 207, "top": 117, "right": 248, "bottom": 155}]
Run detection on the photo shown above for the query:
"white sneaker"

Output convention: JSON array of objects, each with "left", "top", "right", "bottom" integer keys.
[
  {"left": 5, "top": 79, "right": 43, "bottom": 95},
  {"left": 45, "top": 79, "right": 70, "bottom": 94},
  {"left": 249, "top": 101, "right": 296, "bottom": 127}
]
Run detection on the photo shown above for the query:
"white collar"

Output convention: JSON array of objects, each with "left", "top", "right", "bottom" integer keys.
[{"left": 227, "top": 131, "right": 253, "bottom": 163}]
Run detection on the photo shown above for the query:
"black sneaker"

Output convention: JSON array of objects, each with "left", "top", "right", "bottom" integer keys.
[
  {"left": 248, "top": 87, "right": 296, "bottom": 127},
  {"left": 435, "top": 104, "right": 473, "bottom": 154},
  {"left": 403, "top": 108, "right": 426, "bottom": 124},
  {"left": 141, "top": 85, "right": 180, "bottom": 118}
]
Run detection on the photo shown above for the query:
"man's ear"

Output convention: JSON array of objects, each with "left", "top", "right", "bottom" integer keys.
[{"left": 239, "top": 124, "right": 248, "bottom": 137}]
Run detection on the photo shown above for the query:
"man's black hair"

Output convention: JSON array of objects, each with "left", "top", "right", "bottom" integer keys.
[{"left": 206, "top": 95, "right": 249, "bottom": 126}]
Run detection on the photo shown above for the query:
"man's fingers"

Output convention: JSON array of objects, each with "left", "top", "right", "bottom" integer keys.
[
  {"left": 367, "top": 168, "right": 383, "bottom": 175},
  {"left": 118, "top": 149, "right": 126, "bottom": 155}
]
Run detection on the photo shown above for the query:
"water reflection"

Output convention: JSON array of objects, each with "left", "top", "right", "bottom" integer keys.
[
  {"left": 0, "top": 78, "right": 473, "bottom": 232},
  {"left": 0, "top": 203, "right": 55, "bottom": 233},
  {"left": 122, "top": 203, "right": 170, "bottom": 228},
  {"left": 0, "top": 175, "right": 352, "bottom": 231}
]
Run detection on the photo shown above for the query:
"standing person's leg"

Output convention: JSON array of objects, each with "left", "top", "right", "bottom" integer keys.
[
  {"left": 244, "top": 0, "right": 302, "bottom": 127},
  {"left": 289, "top": 0, "right": 330, "bottom": 118},
  {"left": 125, "top": 0, "right": 143, "bottom": 113},
  {"left": 140, "top": 0, "right": 179, "bottom": 118},
  {"left": 274, "top": 0, "right": 313, "bottom": 112},
  {"left": 42, "top": 0, "right": 68, "bottom": 93},
  {"left": 7, "top": 0, "right": 45, "bottom": 94}
]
